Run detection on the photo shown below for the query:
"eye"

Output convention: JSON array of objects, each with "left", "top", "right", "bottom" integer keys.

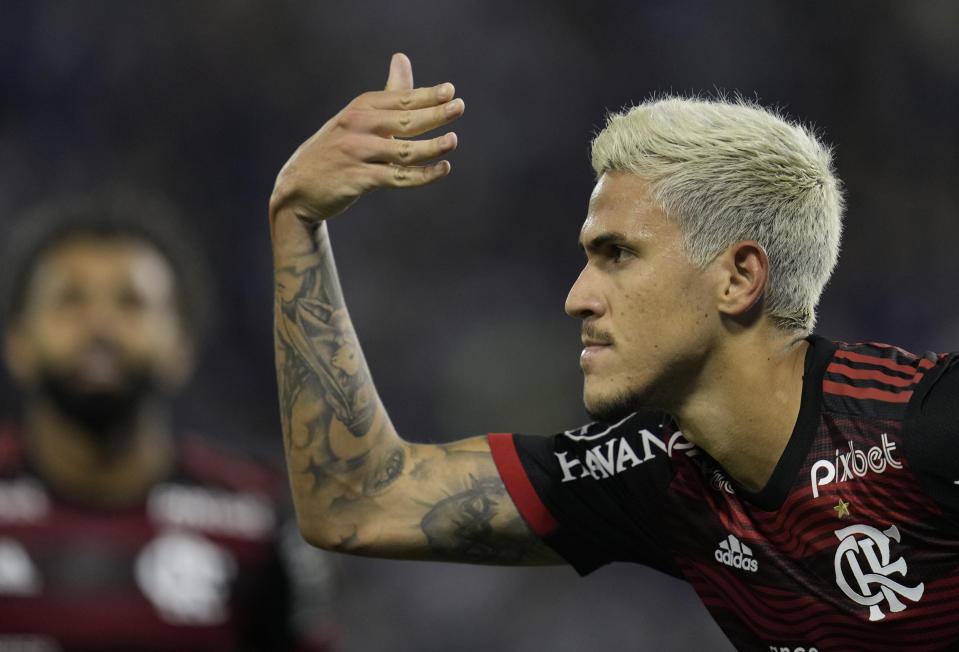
[
  {"left": 54, "top": 285, "right": 85, "bottom": 308},
  {"left": 116, "top": 287, "right": 147, "bottom": 311},
  {"left": 611, "top": 246, "right": 635, "bottom": 263}
]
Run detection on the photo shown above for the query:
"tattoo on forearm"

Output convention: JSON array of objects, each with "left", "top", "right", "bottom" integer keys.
[
  {"left": 277, "top": 261, "right": 376, "bottom": 436},
  {"left": 274, "top": 230, "right": 396, "bottom": 498}
]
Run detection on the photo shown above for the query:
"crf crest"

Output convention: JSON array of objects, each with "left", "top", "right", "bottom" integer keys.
[{"left": 834, "top": 523, "right": 924, "bottom": 621}]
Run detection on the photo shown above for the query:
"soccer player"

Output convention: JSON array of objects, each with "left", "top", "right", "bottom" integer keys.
[
  {"left": 0, "top": 195, "right": 337, "bottom": 650},
  {"left": 269, "top": 53, "right": 959, "bottom": 650}
]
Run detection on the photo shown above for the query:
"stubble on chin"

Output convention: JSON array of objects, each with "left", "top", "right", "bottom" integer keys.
[{"left": 584, "top": 388, "right": 644, "bottom": 423}]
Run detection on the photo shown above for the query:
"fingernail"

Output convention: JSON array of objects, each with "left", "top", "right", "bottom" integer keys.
[
  {"left": 438, "top": 83, "right": 454, "bottom": 100},
  {"left": 445, "top": 98, "right": 463, "bottom": 117}
]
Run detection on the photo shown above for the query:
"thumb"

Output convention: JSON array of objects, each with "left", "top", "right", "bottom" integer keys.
[{"left": 385, "top": 52, "right": 414, "bottom": 91}]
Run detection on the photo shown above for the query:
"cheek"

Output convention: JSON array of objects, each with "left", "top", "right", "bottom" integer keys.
[
  {"left": 622, "top": 290, "right": 710, "bottom": 358},
  {"left": 140, "top": 316, "right": 192, "bottom": 383},
  {"left": 29, "top": 319, "right": 82, "bottom": 360},
  {"left": 138, "top": 320, "right": 184, "bottom": 362},
  {"left": 119, "top": 308, "right": 177, "bottom": 342},
  {"left": 614, "top": 280, "right": 670, "bottom": 339}
]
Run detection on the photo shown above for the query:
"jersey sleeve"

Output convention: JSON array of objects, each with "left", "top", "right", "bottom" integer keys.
[
  {"left": 905, "top": 352, "right": 959, "bottom": 518},
  {"left": 489, "top": 411, "right": 684, "bottom": 577}
]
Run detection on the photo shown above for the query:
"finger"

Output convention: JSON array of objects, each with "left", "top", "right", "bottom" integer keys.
[
  {"left": 354, "top": 132, "right": 458, "bottom": 166},
  {"left": 361, "top": 82, "right": 456, "bottom": 111},
  {"left": 344, "top": 99, "right": 464, "bottom": 139},
  {"left": 385, "top": 53, "right": 413, "bottom": 91},
  {"left": 383, "top": 98, "right": 464, "bottom": 138},
  {"left": 373, "top": 160, "right": 452, "bottom": 188}
]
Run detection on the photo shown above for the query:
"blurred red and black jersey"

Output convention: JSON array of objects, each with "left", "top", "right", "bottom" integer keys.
[
  {"left": 490, "top": 335, "right": 959, "bottom": 651},
  {"left": 0, "top": 429, "right": 337, "bottom": 652}
]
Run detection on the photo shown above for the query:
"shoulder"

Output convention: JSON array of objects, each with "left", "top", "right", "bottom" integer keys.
[
  {"left": 494, "top": 412, "right": 688, "bottom": 576},
  {"left": 895, "top": 350, "right": 959, "bottom": 515},
  {"left": 821, "top": 339, "right": 947, "bottom": 416},
  {"left": 828, "top": 340, "right": 942, "bottom": 386},
  {"left": 905, "top": 349, "right": 959, "bottom": 445}
]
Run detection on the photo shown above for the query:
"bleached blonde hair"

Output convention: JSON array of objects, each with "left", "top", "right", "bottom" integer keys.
[{"left": 591, "top": 95, "right": 844, "bottom": 331}]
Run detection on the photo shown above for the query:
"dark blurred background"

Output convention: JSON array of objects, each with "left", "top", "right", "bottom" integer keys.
[{"left": 1, "top": 1, "right": 956, "bottom": 649}]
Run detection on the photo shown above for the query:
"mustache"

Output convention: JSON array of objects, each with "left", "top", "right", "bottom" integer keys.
[{"left": 581, "top": 324, "right": 614, "bottom": 345}]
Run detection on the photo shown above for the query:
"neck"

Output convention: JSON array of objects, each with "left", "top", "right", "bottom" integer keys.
[
  {"left": 24, "top": 398, "right": 175, "bottom": 507},
  {"left": 670, "top": 328, "right": 809, "bottom": 492}
]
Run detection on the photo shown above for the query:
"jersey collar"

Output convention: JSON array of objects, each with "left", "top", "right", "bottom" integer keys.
[{"left": 732, "top": 334, "right": 836, "bottom": 511}]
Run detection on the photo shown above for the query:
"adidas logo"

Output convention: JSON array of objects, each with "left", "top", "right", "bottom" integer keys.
[{"left": 714, "top": 534, "right": 758, "bottom": 573}]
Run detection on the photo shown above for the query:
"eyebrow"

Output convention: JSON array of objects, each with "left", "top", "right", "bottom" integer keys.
[{"left": 579, "top": 231, "right": 630, "bottom": 254}]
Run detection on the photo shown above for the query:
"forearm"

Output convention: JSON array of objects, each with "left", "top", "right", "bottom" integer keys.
[
  {"left": 268, "top": 54, "right": 560, "bottom": 564},
  {"left": 272, "top": 210, "right": 403, "bottom": 547}
]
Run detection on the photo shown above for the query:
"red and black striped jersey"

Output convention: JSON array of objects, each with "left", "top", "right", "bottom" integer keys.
[
  {"left": 0, "top": 427, "right": 338, "bottom": 652},
  {"left": 489, "top": 335, "right": 959, "bottom": 651}
]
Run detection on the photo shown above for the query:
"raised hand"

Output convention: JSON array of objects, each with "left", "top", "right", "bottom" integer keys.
[
  {"left": 270, "top": 53, "right": 465, "bottom": 225},
  {"left": 270, "top": 55, "right": 556, "bottom": 565}
]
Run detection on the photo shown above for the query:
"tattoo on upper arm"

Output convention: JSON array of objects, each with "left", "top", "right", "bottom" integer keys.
[
  {"left": 274, "top": 232, "right": 552, "bottom": 564},
  {"left": 420, "top": 473, "right": 549, "bottom": 564}
]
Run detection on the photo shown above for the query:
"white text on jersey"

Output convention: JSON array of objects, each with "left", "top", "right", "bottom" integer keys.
[
  {"left": 809, "top": 434, "right": 901, "bottom": 498},
  {"left": 715, "top": 534, "right": 759, "bottom": 573},
  {"left": 555, "top": 429, "right": 694, "bottom": 483}
]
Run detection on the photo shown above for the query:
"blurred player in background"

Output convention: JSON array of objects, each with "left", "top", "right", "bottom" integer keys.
[{"left": 0, "top": 193, "right": 338, "bottom": 651}]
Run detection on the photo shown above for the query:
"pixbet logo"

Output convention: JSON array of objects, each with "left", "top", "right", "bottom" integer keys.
[
  {"left": 809, "top": 434, "right": 901, "bottom": 498},
  {"left": 834, "top": 523, "right": 924, "bottom": 621}
]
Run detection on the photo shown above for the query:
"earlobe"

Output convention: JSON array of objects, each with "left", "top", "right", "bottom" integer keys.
[{"left": 717, "top": 240, "right": 769, "bottom": 318}]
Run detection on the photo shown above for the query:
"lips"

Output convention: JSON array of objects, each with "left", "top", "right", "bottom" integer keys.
[
  {"left": 579, "top": 329, "right": 613, "bottom": 367},
  {"left": 581, "top": 337, "right": 611, "bottom": 348}
]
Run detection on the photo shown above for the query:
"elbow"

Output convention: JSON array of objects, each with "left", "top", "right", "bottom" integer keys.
[
  {"left": 297, "top": 521, "right": 334, "bottom": 551},
  {"left": 294, "top": 508, "right": 394, "bottom": 557},
  {"left": 291, "top": 501, "right": 364, "bottom": 553},
  {"left": 293, "top": 513, "right": 341, "bottom": 552}
]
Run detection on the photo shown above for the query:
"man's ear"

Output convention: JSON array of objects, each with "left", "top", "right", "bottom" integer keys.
[
  {"left": 716, "top": 240, "right": 769, "bottom": 319},
  {"left": 4, "top": 323, "right": 37, "bottom": 385}
]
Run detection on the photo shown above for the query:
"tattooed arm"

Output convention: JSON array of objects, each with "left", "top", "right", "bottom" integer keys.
[{"left": 269, "top": 54, "right": 561, "bottom": 565}]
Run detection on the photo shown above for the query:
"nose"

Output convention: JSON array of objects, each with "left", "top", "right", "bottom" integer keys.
[
  {"left": 565, "top": 266, "right": 605, "bottom": 320},
  {"left": 76, "top": 295, "right": 125, "bottom": 340}
]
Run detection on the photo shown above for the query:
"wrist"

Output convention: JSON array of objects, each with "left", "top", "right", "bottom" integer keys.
[
  {"left": 271, "top": 206, "right": 327, "bottom": 259},
  {"left": 268, "top": 165, "right": 301, "bottom": 226}
]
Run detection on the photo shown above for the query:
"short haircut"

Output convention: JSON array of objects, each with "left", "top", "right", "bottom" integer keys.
[
  {"left": 591, "top": 95, "right": 844, "bottom": 331},
  {"left": 1, "top": 191, "right": 214, "bottom": 340}
]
